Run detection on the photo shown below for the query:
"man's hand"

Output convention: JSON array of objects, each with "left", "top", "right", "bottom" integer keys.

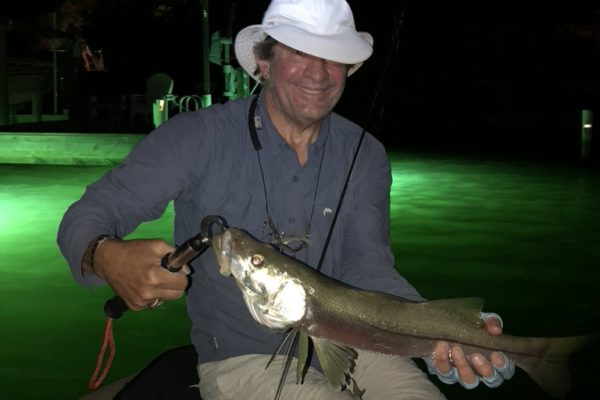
[
  {"left": 428, "top": 314, "right": 515, "bottom": 389},
  {"left": 93, "top": 238, "right": 191, "bottom": 310}
]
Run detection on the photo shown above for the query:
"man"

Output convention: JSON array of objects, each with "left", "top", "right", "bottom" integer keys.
[{"left": 59, "top": 0, "right": 513, "bottom": 398}]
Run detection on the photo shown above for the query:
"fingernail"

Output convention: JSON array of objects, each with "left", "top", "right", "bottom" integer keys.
[{"left": 470, "top": 354, "right": 484, "bottom": 366}]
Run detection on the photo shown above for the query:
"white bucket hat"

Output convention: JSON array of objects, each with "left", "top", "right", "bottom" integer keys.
[{"left": 234, "top": 0, "right": 373, "bottom": 80}]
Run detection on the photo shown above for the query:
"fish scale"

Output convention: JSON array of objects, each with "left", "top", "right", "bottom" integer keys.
[{"left": 306, "top": 282, "right": 549, "bottom": 359}]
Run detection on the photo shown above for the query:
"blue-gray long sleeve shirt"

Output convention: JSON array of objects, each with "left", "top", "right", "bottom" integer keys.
[{"left": 57, "top": 93, "right": 421, "bottom": 364}]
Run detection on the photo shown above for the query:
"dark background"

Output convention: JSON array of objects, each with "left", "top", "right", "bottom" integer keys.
[{"left": 2, "top": 0, "right": 600, "bottom": 160}]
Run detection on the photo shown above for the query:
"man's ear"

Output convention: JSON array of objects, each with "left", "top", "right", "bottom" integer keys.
[{"left": 256, "top": 58, "right": 270, "bottom": 81}]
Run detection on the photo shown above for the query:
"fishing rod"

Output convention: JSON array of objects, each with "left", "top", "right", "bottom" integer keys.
[
  {"left": 272, "top": 1, "right": 411, "bottom": 398},
  {"left": 316, "top": 1, "right": 408, "bottom": 274}
]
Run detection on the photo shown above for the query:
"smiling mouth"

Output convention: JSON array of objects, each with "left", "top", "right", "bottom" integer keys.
[{"left": 296, "top": 84, "right": 329, "bottom": 95}]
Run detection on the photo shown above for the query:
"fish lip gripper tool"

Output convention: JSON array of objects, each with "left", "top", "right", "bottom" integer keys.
[{"left": 104, "top": 215, "right": 228, "bottom": 319}]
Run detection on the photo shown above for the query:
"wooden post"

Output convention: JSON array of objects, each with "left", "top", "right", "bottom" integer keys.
[{"left": 201, "top": 0, "right": 212, "bottom": 107}]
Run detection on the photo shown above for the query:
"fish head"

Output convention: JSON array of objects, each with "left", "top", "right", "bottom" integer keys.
[{"left": 211, "top": 228, "right": 308, "bottom": 331}]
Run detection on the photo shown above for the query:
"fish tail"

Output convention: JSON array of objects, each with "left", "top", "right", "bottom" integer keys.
[{"left": 517, "top": 333, "right": 598, "bottom": 398}]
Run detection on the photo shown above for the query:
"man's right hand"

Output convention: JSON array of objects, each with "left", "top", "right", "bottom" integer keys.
[{"left": 93, "top": 239, "right": 191, "bottom": 310}]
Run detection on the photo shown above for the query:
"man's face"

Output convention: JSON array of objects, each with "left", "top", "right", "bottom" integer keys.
[{"left": 258, "top": 43, "right": 348, "bottom": 127}]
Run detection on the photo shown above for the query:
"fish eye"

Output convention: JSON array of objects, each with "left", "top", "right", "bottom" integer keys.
[{"left": 251, "top": 254, "right": 265, "bottom": 267}]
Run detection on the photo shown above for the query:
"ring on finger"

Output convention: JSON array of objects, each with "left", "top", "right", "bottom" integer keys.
[{"left": 149, "top": 298, "right": 162, "bottom": 308}]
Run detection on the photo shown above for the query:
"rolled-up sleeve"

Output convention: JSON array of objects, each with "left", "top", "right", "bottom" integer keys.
[{"left": 56, "top": 113, "right": 208, "bottom": 286}]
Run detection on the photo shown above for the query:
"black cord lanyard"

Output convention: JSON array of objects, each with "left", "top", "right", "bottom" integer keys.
[
  {"left": 250, "top": 94, "right": 327, "bottom": 255},
  {"left": 248, "top": 95, "right": 262, "bottom": 151},
  {"left": 247, "top": 91, "right": 367, "bottom": 272}
]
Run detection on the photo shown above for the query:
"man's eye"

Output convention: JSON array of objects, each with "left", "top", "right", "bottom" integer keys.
[{"left": 291, "top": 49, "right": 306, "bottom": 56}]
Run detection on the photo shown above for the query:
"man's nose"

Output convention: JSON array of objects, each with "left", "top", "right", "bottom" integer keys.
[{"left": 303, "top": 57, "right": 329, "bottom": 81}]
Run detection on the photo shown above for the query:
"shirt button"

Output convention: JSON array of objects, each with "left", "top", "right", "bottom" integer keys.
[
  {"left": 288, "top": 218, "right": 295, "bottom": 224},
  {"left": 292, "top": 175, "right": 299, "bottom": 183}
]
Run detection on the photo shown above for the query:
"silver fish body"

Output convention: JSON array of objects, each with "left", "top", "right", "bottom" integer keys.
[{"left": 212, "top": 227, "right": 596, "bottom": 398}]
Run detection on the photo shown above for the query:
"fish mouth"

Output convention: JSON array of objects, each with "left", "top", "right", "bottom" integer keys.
[{"left": 212, "top": 229, "right": 233, "bottom": 276}]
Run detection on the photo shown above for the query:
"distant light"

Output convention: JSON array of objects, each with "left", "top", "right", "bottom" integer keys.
[
  {"left": 584, "top": 124, "right": 592, "bottom": 128},
  {"left": 159, "top": 99, "right": 165, "bottom": 112}
]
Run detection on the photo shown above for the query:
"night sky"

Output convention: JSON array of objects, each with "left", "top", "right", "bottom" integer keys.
[{"left": 2, "top": 0, "right": 600, "bottom": 159}]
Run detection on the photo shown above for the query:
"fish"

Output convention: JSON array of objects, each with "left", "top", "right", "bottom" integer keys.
[{"left": 211, "top": 227, "right": 597, "bottom": 399}]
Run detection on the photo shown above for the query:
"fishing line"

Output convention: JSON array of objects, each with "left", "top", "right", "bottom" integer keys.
[{"left": 316, "top": 0, "right": 409, "bottom": 273}]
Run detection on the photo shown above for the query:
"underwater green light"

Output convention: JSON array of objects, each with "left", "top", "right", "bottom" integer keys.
[{"left": 0, "top": 196, "right": 18, "bottom": 238}]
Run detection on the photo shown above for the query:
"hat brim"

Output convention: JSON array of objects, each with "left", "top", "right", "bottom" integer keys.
[
  {"left": 234, "top": 24, "right": 373, "bottom": 81},
  {"left": 234, "top": 25, "right": 267, "bottom": 80}
]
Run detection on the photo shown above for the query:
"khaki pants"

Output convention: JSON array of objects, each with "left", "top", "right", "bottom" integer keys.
[
  {"left": 198, "top": 351, "right": 446, "bottom": 400},
  {"left": 81, "top": 350, "right": 446, "bottom": 400}
]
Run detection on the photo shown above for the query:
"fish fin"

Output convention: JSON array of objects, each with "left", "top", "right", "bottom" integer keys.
[
  {"left": 266, "top": 329, "right": 313, "bottom": 400},
  {"left": 266, "top": 328, "right": 296, "bottom": 370},
  {"left": 271, "top": 329, "right": 301, "bottom": 400},
  {"left": 312, "top": 337, "right": 358, "bottom": 391},
  {"left": 424, "top": 297, "right": 486, "bottom": 327},
  {"left": 296, "top": 330, "right": 310, "bottom": 384},
  {"left": 349, "top": 377, "right": 366, "bottom": 399},
  {"left": 518, "top": 333, "right": 598, "bottom": 398}
]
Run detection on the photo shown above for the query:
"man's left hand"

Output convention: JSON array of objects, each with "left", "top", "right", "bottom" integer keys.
[{"left": 427, "top": 314, "right": 515, "bottom": 389}]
